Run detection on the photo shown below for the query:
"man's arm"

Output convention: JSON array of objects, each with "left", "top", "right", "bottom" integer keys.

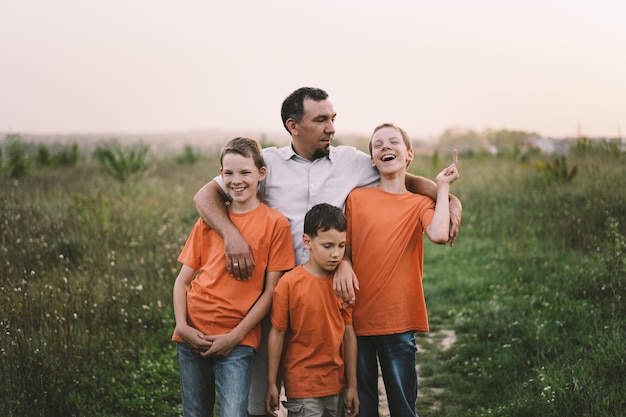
[
  {"left": 194, "top": 180, "right": 255, "bottom": 279},
  {"left": 405, "top": 172, "right": 463, "bottom": 246}
]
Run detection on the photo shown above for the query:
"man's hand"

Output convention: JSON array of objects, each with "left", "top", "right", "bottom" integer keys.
[
  {"left": 224, "top": 231, "right": 255, "bottom": 280},
  {"left": 333, "top": 260, "right": 360, "bottom": 304},
  {"left": 449, "top": 196, "right": 462, "bottom": 246},
  {"left": 448, "top": 149, "right": 462, "bottom": 247}
]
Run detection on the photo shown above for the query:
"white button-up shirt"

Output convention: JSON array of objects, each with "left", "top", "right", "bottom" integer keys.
[{"left": 214, "top": 144, "right": 379, "bottom": 264}]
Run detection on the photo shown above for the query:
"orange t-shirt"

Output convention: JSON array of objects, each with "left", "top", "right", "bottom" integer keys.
[
  {"left": 271, "top": 265, "right": 352, "bottom": 399},
  {"left": 172, "top": 204, "right": 295, "bottom": 349},
  {"left": 346, "top": 187, "right": 435, "bottom": 336}
]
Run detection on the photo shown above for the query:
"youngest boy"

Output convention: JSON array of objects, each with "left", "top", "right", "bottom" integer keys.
[{"left": 265, "top": 203, "right": 359, "bottom": 417}]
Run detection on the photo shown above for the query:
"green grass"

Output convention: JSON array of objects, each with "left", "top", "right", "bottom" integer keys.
[
  {"left": 1, "top": 141, "right": 624, "bottom": 416},
  {"left": 413, "top": 150, "right": 626, "bottom": 417}
]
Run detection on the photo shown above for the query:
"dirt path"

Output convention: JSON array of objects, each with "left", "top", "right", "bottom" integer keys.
[
  {"left": 274, "top": 329, "right": 457, "bottom": 416},
  {"left": 376, "top": 329, "right": 457, "bottom": 416}
]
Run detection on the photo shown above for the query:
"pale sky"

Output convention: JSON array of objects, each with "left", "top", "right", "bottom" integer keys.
[{"left": 1, "top": 0, "right": 625, "bottom": 139}]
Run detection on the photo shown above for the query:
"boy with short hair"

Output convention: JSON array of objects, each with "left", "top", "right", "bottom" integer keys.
[
  {"left": 265, "top": 203, "right": 359, "bottom": 417},
  {"left": 345, "top": 123, "right": 460, "bottom": 417},
  {"left": 172, "top": 137, "right": 296, "bottom": 417}
]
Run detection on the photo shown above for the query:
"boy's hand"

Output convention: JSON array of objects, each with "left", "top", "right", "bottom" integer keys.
[
  {"left": 436, "top": 149, "right": 460, "bottom": 185},
  {"left": 345, "top": 386, "right": 360, "bottom": 417},
  {"left": 203, "top": 332, "right": 239, "bottom": 358},
  {"left": 333, "top": 260, "right": 360, "bottom": 304},
  {"left": 265, "top": 384, "right": 280, "bottom": 417},
  {"left": 176, "top": 325, "right": 213, "bottom": 354}
]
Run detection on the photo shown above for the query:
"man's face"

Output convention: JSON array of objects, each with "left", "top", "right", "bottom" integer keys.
[{"left": 291, "top": 98, "right": 336, "bottom": 161}]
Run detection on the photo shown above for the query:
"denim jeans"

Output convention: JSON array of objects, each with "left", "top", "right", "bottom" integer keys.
[
  {"left": 176, "top": 342, "right": 255, "bottom": 417},
  {"left": 357, "top": 331, "right": 418, "bottom": 417}
]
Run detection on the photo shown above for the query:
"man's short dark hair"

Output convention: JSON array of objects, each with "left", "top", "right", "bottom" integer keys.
[
  {"left": 281, "top": 87, "right": 329, "bottom": 133},
  {"left": 304, "top": 203, "right": 347, "bottom": 237}
]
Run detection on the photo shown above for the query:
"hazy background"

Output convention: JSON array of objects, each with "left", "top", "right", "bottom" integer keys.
[{"left": 1, "top": 0, "right": 625, "bottom": 141}]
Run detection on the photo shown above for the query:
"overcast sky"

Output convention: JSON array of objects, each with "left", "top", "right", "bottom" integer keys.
[{"left": 1, "top": 0, "right": 625, "bottom": 139}]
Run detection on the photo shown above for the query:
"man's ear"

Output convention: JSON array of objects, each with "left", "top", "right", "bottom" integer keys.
[{"left": 285, "top": 118, "right": 298, "bottom": 136}]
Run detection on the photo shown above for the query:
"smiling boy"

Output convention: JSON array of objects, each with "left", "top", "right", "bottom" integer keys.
[
  {"left": 345, "top": 123, "right": 459, "bottom": 416},
  {"left": 172, "top": 137, "right": 295, "bottom": 417}
]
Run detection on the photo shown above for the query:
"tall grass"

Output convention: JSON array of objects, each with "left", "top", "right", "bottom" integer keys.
[
  {"left": 1, "top": 138, "right": 624, "bottom": 416},
  {"left": 415, "top": 147, "right": 625, "bottom": 417},
  {"left": 1, "top": 154, "right": 217, "bottom": 416}
]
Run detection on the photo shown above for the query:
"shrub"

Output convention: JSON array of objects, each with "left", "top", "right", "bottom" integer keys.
[
  {"left": 94, "top": 142, "right": 151, "bottom": 183},
  {"left": 6, "top": 134, "right": 31, "bottom": 179}
]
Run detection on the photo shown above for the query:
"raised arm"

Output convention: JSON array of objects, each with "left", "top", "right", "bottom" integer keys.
[
  {"left": 425, "top": 150, "right": 460, "bottom": 243},
  {"left": 194, "top": 180, "right": 255, "bottom": 279},
  {"left": 406, "top": 172, "right": 463, "bottom": 246}
]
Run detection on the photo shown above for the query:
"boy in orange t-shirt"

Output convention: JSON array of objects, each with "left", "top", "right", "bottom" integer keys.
[
  {"left": 172, "top": 137, "right": 295, "bottom": 417},
  {"left": 345, "top": 123, "right": 459, "bottom": 417},
  {"left": 266, "top": 203, "right": 359, "bottom": 417}
]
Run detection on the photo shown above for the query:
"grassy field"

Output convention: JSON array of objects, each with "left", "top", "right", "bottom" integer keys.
[{"left": 1, "top": 138, "right": 624, "bottom": 416}]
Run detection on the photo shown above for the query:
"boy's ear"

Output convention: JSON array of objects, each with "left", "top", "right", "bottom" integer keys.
[
  {"left": 302, "top": 233, "right": 312, "bottom": 250},
  {"left": 407, "top": 148, "right": 414, "bottom": 163},
  {"left": 258, "top": 166, "right": 267, "bottom": 181}
]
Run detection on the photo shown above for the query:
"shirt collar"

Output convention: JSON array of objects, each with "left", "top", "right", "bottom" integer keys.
[{"left": 281, "top": 142, "right": 336, "bottom": 162}]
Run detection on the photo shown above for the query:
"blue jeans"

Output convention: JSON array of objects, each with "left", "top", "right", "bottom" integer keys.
[
  {"left": 176, "top": 342, "right": 254, "bottom": 417},
  {"left": 357, "top": 331, "right": 418, "bottom": 417}
]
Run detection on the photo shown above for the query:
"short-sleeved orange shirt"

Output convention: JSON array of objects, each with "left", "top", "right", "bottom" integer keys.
[
  {"left": 346, "top": 187, "right": 435, "bottom": 336},
  {"left": 172, "top": 204, "right": 295, "bottom": 349},
  {"left": 271, "top": 265, "right": 352, "bottom": 398}
]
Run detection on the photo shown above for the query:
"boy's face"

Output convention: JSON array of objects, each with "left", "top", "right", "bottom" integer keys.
[
  {"left": 220, "top": 153, "right": 266, "bottom": 207},
  {"left": 370, "top": 126, "right": 414, "bottom": 173},
  {"left": 303, "top": 228, "right": 346, "bottom": 276}
]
